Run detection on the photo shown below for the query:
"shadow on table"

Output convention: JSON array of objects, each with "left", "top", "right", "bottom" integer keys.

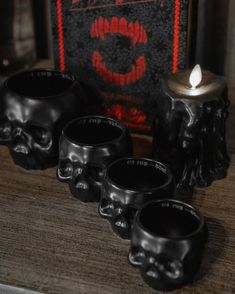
[
  {"left": 227, "top": 104, "right": 235, "bottom": 154},
  {"left": 197, "top": 217, "right": 228, "bottom": 282}
]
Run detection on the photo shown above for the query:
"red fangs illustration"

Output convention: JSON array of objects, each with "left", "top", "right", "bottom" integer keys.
[
  {"left": 106, "top": 104, "right": 150, "bottom": 131},
  {"left": 91, "top": 17, "right": 148, "bottom": 45},
  {"left": 93, "top": 52, "right": 146, "bottom": 86},
  {"left": 91, "top": 16, "right": 148, "bottom": 86}
]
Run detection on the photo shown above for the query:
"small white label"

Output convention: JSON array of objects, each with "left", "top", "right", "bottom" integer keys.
[
  {"left": 136, "top": 160, "right": 148, "bottom": 167},
  {"left": 89, "top": 118, "right": 102, "bottom": 124},
  {"left": 107, "top": 120, "right": 119, "bottom": 127},
  {"left": 161, "top": 202, "right": 170, "bottom": 208},
  {"left": 172, "top": 204, "right": 183, "bottom": 211},
  {"left": 155, "top": 163, "right": 167, "bottom": 174}
]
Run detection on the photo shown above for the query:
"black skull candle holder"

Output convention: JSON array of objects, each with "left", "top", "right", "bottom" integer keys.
[
  {"left": 153, "top": 65, "right": 230, "bottom": 192},
  {"left": 57, "top": 116, "right": 133, "bottom": 202},
  {"left": 0, "top": 69, "right": 88, "bottom": 169},
  {"left": 99, "top": 157, "right": 175, "bottom": 239},
  {"left": 129, "top": 199, "right": 208, "bottom": 291}
]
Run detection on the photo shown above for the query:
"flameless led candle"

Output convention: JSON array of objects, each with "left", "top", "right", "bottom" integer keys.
[
  {"left": 165, "top": 64, "right": 226, "bottom": 97},
  {"left": 153, "top": 65, "right": 230, "bottom": 191}
]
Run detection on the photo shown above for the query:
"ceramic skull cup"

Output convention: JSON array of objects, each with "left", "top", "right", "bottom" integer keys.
[{"left": 0, "top": 69, "right": 89, "bottom": 169}]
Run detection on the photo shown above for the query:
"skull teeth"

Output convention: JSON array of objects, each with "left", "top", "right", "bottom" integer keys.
[
  {"left": 114, "top": 216, "right": 129, "bottom": 229},
  {"left": 145, "top": 265, "right": 159, "bottom": 279},
  {"left": 75, "top": 182, "right": 89, "bottom": 190},
  {"left": 13, "top": 144, "right": 30, "bottom": 155}
]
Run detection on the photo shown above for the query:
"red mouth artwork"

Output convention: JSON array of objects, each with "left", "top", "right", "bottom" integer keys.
[
  {"left": 91, "top": 16, "right": 148, "bottom": 86},
  {"left": 106, "top": 104, "right": 146, "bottom": 123},
  {"left": 106, "top": 104, "right": 150, "bottom": 131},
  {"left": 91, "top": 16, "right": 147, "bottom": 45}
]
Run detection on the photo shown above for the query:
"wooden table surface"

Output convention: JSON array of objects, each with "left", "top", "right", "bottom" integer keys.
[{"left": 0, "top": 89, "right": 234, "bottom": 294}]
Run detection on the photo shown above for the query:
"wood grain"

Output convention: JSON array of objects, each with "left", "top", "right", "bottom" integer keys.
[{"left": 0, "top": 90, "right": 234, "bottom": 294}]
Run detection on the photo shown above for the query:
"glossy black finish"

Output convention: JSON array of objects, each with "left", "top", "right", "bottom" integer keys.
[
  {"left": 99, "top": 158, "right": 175, "bottom": 239},
  {"left": 57, "top": 116, "right": 133, "bottom": 202},
  {"left": 153, "top": 70, "right": 230, "bottom": 192},
  {"left": 129, "top": 199, "right": 208, "bottom": 291},
  {"left": 0, "top": 69, "right": 88, "bottom": 169}
]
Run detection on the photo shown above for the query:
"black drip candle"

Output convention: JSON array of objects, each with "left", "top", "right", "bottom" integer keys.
[{"left": 153, "top": 65, "right": 230, "bottom": 192}]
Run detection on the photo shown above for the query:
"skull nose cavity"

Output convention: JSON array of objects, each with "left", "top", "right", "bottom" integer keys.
[
  {"left": 12, "top": 127, "right": 31, "bottom": 149},
  {"left": 74, "top": 168, "right": 89, "bottom": 190},
  {"left": 147, "top": 256, "right": 156, "bottom": 265},
  {"left": 13, "top": 127, "right": 23, "bottom": 137},
  {"left": 74, "top": 167, "right": 83, "bottom": 176},
  {"left": 154, "top": 261, "right": 165, "bottom": 272},
  {"left": 115, "top": 206, "right": 123, "bottom": 214}
]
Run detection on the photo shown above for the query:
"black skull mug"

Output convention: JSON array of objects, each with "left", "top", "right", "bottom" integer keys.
[
  {"left": 57, "top": 116, "right": 133, "bottom": 202},
  {"left": 0, "top": 69, "right": 91, "bottom": 169}
]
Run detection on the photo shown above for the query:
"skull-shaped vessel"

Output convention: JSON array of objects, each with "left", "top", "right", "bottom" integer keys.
[
  {"left": 0, "top": 69, "right": 88, "bottom": 169},
  {"left": 129, "top": 199, "right": 208, "bottom": 291},
  {"left": 99, "top": 158, "right": 175, "bottom": 239},
  {"left": 57, "top": 116, "right": 133, "bottom": 202}
]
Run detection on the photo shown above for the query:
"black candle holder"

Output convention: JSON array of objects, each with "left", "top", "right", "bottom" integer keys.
[
  {"left": 57, "top": 116, "right": 133, "bottom": 202},
  {"left": 129, "top": 199, "right": 208, "bottom": 291},
  {"left": 153, "top": 69, "right": 230, "bottom": 192},
  {"left": 99, "top": 157, "right": 175, "bottom": 239},
  {"left": 0, "top": 69, "right": 88, "bottom": 169}
]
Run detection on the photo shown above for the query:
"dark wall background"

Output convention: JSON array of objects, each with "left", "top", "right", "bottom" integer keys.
[
  {"left": 195, "top": 0, "right": 230, "bottom": 75},
  {"left": 32, "top": 0, "right": 52, "bottom": 60},
  {"left": 225, "top": 0, "right": 235, "bottom": 86}
]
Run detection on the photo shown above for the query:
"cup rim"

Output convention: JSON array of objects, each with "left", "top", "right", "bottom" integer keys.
[
  {"left": 105, "top": 157, "right": 173, "bottom": 193},
  {"left": 136, "top": 199, "right": 205, "bottom": 240},
  {"left": 62, "top": 115, "right": 127, "bottom": 147},
  {"left": 4, "top": 68, "right": 76, "bottom": 100}
]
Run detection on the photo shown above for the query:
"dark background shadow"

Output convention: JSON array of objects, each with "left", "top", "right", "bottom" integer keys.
[{"left": 196, "top": 0, "right": 229, "bottom": 75}]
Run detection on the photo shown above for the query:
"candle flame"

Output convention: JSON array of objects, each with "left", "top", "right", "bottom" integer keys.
[{"left": 189, "top": 64, "right": 202, "bottom": 89}]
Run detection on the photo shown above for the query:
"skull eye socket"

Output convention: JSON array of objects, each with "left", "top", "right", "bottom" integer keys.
[
  {"left": 129, "top": 247, "right": 146, "bottom": 267},
  {"left": 58, "top": 161, "right": 73, "bottom": 180},
  {"left": 27, "top": 125, "right": 51, "bottom": 146},
  {"left": 86, "top": 165, "right": 104, "bottom": 182},
  {"left": 0, "top": 120, "right": 12, "bottom": 141},
  {"left": 99, "top": 198, "right": 114, "bottom": 217}
]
